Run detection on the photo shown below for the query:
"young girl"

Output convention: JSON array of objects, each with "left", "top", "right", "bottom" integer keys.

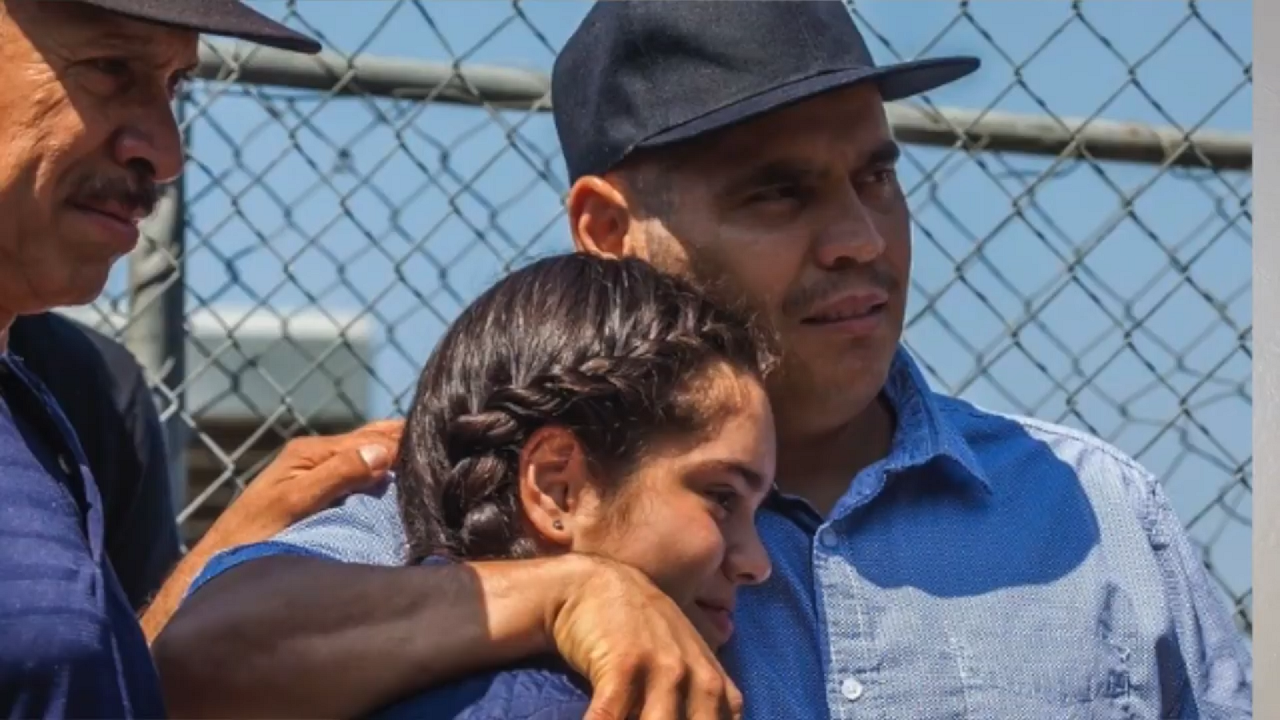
[{"left": 372, "top": 253, "right": 778, "bottom": 719}]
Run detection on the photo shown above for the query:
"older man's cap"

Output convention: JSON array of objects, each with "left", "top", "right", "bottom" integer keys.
[
  {"left": 552, "top": 0, "right": 981, "bottom": 182},
  {"left": 73, "top": 0, "right": 321, "bottom": 54}
]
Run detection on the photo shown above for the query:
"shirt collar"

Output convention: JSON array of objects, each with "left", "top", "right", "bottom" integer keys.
[
  {"left": 879, "top": 345, "right": 992, "bottom": 495},
  {"left": 762, "top": 346, "right": 994, "bottom": 521}
]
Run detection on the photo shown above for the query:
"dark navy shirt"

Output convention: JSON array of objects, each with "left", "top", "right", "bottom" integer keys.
[
  {"left": 368, "top": 656, "right": 590, "bottom": 720},
  {"left": 10, "top": 312, "right": 181, "bottom": 610},
  {"left": 0, "top": 352, "right": 166, "bottom": 719}
]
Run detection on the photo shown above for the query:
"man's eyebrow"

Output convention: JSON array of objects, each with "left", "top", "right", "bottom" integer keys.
[
  {"left": 868, "top": 140, "right": 902, "bottom": 166},
  {"left": 719, "top": 142, "right": 900, "bottom": 196},
  {"left": 78, "top": 27, "right": 191, "bottom": 63},
  {"left": 73, "top": 32, "right": 199, "bottom": 77},
  {"left": 78, "top": 28, "right": 152, "bottom": 49},
  {"left": 720, "top": 159, "right": 823, "bottom": 197}
]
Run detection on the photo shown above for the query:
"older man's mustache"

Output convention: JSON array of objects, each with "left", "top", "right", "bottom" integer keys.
[{"left": 67, "top": 164, "right": 160, "bottom": 220}]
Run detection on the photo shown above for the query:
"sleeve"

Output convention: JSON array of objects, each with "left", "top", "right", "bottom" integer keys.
[
  {"left": 184, "top": 478, "right": 408, "bottom": 600},
  {"left": 1136, "top": 469, "right": 1252, "bottom": 718},
  {"left": 7, "top": 312, "right": 183, "bottom": 610}
]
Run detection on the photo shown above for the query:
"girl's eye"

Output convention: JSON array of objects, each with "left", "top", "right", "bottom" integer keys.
[{"left": 706, "top": 489, "right": 738, "bottom": 516}]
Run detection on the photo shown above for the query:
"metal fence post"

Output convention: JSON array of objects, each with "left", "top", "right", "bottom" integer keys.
[
  {"left": 125, "top": 99, "right": 189, "bottom": 521},
  {"left": 1252, "top": 0, "right": 1278, "bottom": 707}
]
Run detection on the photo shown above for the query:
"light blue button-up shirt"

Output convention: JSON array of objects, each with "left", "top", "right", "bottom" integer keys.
[{"left": 188, "top": 348, "right": 1252, "bottom": 719}]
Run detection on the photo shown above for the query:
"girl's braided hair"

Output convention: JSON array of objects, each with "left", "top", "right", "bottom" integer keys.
[{"left": 394, "top": 254, "right": 776, "bottom": 563}]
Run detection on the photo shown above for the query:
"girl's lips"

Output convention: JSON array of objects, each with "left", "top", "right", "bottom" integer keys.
[{"left": 695, "top": 601, "right": 735, "bottom": 644}]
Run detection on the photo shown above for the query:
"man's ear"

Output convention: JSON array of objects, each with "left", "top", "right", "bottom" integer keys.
[
  {"left": 517, "top": 426, "right": 596, "bottom": 549},
  {"left": 566, "top": 175, "right": 636, "bottom": 259}
]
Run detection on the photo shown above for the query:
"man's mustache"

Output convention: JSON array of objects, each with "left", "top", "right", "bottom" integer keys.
[
  {"left": 67, "top": 167, "right": 159, "bottom": 218},
  {"left": 682, "top": 250, "right": 899, "bottom": 325},
  {"left": 781, "top": 266, "right": 900, "bottom": 319}
]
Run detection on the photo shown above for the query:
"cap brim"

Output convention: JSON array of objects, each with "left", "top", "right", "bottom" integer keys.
[
  {"left": 75, "top": 0, "right": 321, "bottom": 54},
  {"left": 636, "top": 56, "right": 980, "bottom": 152}
]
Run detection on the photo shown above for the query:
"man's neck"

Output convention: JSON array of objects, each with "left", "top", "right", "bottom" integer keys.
[{"left": 774, "top": 394, "right": 896, "bottom": 517}]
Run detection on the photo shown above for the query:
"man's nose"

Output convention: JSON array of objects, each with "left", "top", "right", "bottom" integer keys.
[
  {"left": 112, "top": 102, "right": 185, "bottom": 184},
  {"left": 812, "top": 193, "right": 887, "bottom": 269}
]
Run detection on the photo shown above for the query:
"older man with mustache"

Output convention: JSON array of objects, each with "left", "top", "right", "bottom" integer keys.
[{"left": 0, "top": 1, "right": 403, "bottom": 717}]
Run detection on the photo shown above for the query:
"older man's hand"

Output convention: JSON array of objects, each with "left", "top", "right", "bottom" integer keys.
[
  {"left": 139, "top": 420, "right": 404, "bottom": 641},
  {"left": 201, "top": 419, "right": 403, "bottom": 545}
]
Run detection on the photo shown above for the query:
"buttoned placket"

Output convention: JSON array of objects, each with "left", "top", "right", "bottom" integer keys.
[{"left": 811, "top": 519, "right": 878, "bottom": 719}]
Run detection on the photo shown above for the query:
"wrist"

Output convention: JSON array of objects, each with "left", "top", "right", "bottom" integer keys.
[
  {"left": 463, "top": 550, "right": 591, "bottom": 661},
  {"left": 471, "top": 553, "right": 603, "bottom": 659},
  {"left": 541, "top": 553, "right": 605, "bottom": 648}
]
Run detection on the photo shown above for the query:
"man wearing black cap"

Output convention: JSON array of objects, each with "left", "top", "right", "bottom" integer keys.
[
  {"left": 160, "top": 2, "right": 1252, "bottom": 719},
  {"left": 0, "top": 1, "right": 407, "bottom": 717}
]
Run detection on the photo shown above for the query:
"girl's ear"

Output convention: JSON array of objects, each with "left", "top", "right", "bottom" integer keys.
[{"left": 517, "top": 426, "right": 598, "bottom": 550}]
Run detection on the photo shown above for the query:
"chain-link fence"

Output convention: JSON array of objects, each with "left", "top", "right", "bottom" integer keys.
[{"left": 76, "top": 0, "right": 1253, "bottom": 637}]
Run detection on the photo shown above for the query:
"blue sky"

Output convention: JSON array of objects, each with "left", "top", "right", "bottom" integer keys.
[{"left": 97, "top": 1, "right": 1254, "bottom": 626}]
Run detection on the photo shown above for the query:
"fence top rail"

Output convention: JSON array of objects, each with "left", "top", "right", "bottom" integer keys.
[{"left": 195, "top": 40, "right": 1252, "bottom": 172}]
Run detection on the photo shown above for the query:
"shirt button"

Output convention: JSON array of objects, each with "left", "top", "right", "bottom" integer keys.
[
  {"left": 818, "top": 528, "right": 839, "bottom": 549},
  {"left": 841, "top": 676, "right": 864, "bottom": 701}
]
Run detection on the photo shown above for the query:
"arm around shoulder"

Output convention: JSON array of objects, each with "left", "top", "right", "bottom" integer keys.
[{"left": 152, "top": 549, "right": 587, "bottom": 719}]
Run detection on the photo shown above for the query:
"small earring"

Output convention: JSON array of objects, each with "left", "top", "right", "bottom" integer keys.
[{"left": 552, "top": 520, "right": 564, "bottom": 530}]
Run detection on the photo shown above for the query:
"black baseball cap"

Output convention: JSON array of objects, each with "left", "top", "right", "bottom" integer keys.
[
  {"left": 71, "top": 0, "right": 321, "bottom": 54},
  {"left": 552, "top": 0, "right": 980, "bottom": 183}
]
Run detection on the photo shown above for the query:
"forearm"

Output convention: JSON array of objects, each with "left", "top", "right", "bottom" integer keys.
[
  {"left": 151, "top": 553, "right": 586, "bottom": 719},
  {"left": 138, "top": 538, "right": 220, "bottom": 644}
]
